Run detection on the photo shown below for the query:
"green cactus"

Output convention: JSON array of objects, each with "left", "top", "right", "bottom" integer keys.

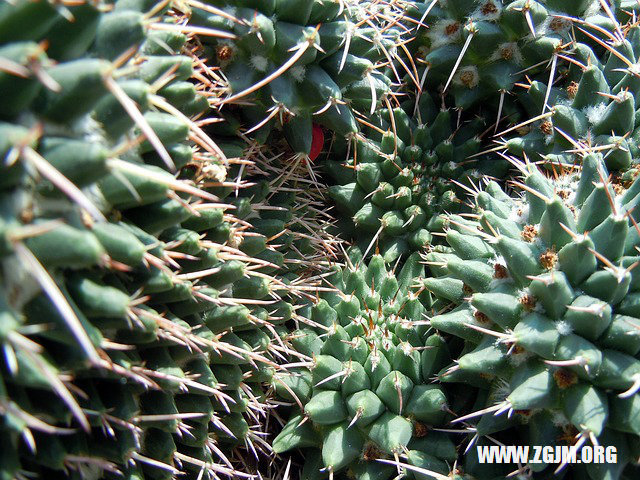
[
  {"left": 500, "top": 53, "right": 639, "bottom": 173},
  {"left": 326, "top": 97, "right": 502, "bottom": 263},
  {"left": 187, "top": 0, "right": 418, "bottom": 149},
  {"left": 423, "top": 154, "right": 640, "bottom": 478},
  {"left": 271, "top": 249, "right": 455, "bottom": 479},
  {"left": 473, "top": 2, "right": 640, "bottom": 178},
  {"left": 402, "top": 0, "right": 636, "bottom": 114},
  {"left": 0, "top": 1, "right": 306, "bottom": 478},
  {"left": 4, "top": 1, "right": 640, "bottom": 480}
]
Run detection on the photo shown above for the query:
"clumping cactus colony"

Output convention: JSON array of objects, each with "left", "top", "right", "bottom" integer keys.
[{"left": 2, "top": 0, "right": 640, "bottom": 479}]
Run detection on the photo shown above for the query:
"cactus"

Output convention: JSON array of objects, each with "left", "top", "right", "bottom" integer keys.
[
  {"left": 4, "top": 1, "right": 640, "bottom": 479},
  {"left": 326, "top": 96, "right": 504, "bottom": 263},
  {"left": 423, "top": 154, "right": 640, "bottom": 478},
  {"left": 497, "top": 45, "right": 640, "bottom": 173},
  {"left": 0, "top": 1, "right": 305, "bottom": 478},
  {"left": 271, "top": 249, "right": 456, "bottom": 479},
  {"left": 402, "top": 0, "right": 637, "bottom": 116},
  {"left": 464, "top": 1, "right": 640, "bottom": 179},
  {"left": 186, "top": 0, "right": 421, "bottom": 148},
  {"left": 234, "top": 148, "right": 341, "bottom": 280}
]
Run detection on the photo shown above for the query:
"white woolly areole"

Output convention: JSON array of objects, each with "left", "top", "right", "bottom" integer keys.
[
  {"left": 553, "top": 174, "right": 580, "bottom": 206},
  {"left": 428, "top": 19, "right": 462, "bottom": 48},
  {"left": 472, "top": 1, "right": 502, "bottom": 22},
  {"left": 488, "top": 255, "right": 514, "bottom": 288},
  {"left": 555, "top": 320, "right": 573, "bottom": 336},
  {"left": 290, "top": 65, "right": 306, "bottom": 83},
  {"left": 516, "top": 286, "right": 537, "bottom": 303},
  {"left": 400, "top": 341, "right": 413, "bottom": 356},
  {"left": 561, "top": 176, "right": 580, "bottom": 206},
  {"left": 584, "top": 102, "right": 607, "bottom": 125},
  {"left": 565, "top": 189, "right": 578, "bottom": 206},
  {"left": 467, "top": 169, "right": 482, "bottom": 180},
  {"left": 508, "top": 200, "right": 529, "bottom": 225},
  {"left": 551, "top": 410, "right": 570, "bottom": 428},
  {"left": 453, "top": 65, "right": 480, "bottom": 89},
  {"left": 488, "top": 254, "right": 508, "bottom": 269},
  {"left": 250, "top": 55, "right": 268, "bottom": 72},
  {"left": 531, "top": 294, "right": 544, "bottom": 314},
  {"left": 490, "top": 42, "right": 523, "bottom": 64},
  {"left": 508, "top": 349, "right": 533, "bottom": 367},
  {"left": 353, "top": 315, "right": 369, "bottom": 334},
  {"left": 368, "top": 350, "right": 381, "bottom": 371},
  {"left": 538, "top": 15, "right": 572, "bottom": 36}
]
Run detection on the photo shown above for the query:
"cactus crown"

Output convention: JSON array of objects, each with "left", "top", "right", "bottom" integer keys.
[{"left": 273, "top": 249, "right": 455, "bottom": 479}]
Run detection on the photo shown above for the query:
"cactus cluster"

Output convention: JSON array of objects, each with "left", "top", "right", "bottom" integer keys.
[
  {"left": 237, "top": 149, "right": 340, "bottom": 278},
  {"left": 3, "top": 0, "right": 640, "bottom": 480},
  {"left": 424, "top": 155, "right": 640, "bottom": 478}
]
